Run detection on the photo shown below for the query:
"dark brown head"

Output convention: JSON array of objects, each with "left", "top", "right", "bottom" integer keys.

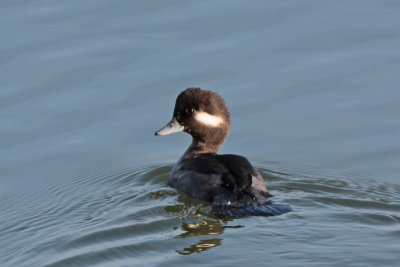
[{"left": 155, "top": 87, "right": 230, "bottom": 154}]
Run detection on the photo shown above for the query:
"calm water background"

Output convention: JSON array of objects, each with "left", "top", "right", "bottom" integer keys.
[{"left": 1, "top": 1, "right": 400, "bottom": 266}]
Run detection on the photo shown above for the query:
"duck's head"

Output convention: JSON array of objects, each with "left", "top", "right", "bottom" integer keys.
[{"left": 155, "top": 87, "right": 230, "bottom": 154}]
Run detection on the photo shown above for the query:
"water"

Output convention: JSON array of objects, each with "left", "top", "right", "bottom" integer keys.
[{"left": 1, "top": 1, "right": 399, "bottom": 266}]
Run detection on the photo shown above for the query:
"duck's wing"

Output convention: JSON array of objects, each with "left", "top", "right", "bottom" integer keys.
[
  {"left": 217, "top": 154, "right": 269, "bottom": 195},
  {"left": 217, "top": 154, "right": 255, "bottom": 192}
]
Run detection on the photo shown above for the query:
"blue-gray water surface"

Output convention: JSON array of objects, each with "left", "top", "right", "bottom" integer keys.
[{"left": 1, "top": 1, "right": 400, "bottom": 266}]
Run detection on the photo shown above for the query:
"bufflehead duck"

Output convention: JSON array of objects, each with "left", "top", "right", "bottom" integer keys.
[{"left": 155, "top": 88, "right": 291, "bottom": 216}]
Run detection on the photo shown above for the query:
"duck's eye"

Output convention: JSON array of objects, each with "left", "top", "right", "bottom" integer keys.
[{"left": 186, "top": 107, "right": 194, "bottom": 114}]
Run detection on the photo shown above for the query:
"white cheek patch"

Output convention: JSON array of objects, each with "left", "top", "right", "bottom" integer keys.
[{"left": 195, "top": 112, "right": 224, "bottom": 127}]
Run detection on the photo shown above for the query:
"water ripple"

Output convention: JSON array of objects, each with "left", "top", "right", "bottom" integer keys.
[{"left": 2, "top": 163, "right": 400, "bottom": 266}]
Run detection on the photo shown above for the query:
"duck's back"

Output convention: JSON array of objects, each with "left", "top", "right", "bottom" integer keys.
[
  {"left": 169, "top": 153, "right": 289, "bottom": 216},
  {"left": 169, "top": 154, "right": 292, "bottom": 216}
]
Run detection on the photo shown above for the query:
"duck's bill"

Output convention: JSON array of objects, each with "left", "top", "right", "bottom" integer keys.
[{"left": 155, "top": 118, "right": 184, "bottom": 136}]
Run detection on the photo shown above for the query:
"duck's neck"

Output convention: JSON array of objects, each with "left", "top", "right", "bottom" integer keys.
[{"left": 183, "top": 138, "right": 222, "bottom": 157}]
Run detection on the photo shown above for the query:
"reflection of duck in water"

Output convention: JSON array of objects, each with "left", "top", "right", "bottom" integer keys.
[
  {"left": 177, "top": 215, "right": 224, "bottom": 255},
  {"left": 156, "top": 88, "right": 291, "bottom": 216},
  {"left": 175, "top": 213, "right": 242, "bottom": 255}
]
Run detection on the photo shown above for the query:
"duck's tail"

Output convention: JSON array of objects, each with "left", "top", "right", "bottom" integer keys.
[{"left": 212, "top": 201, "right": 292, "bottom": 217}]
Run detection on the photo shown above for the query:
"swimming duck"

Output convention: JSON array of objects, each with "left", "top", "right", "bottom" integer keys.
[{"left": 155, "top": 88, "right": 290, "bottom": 216}]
